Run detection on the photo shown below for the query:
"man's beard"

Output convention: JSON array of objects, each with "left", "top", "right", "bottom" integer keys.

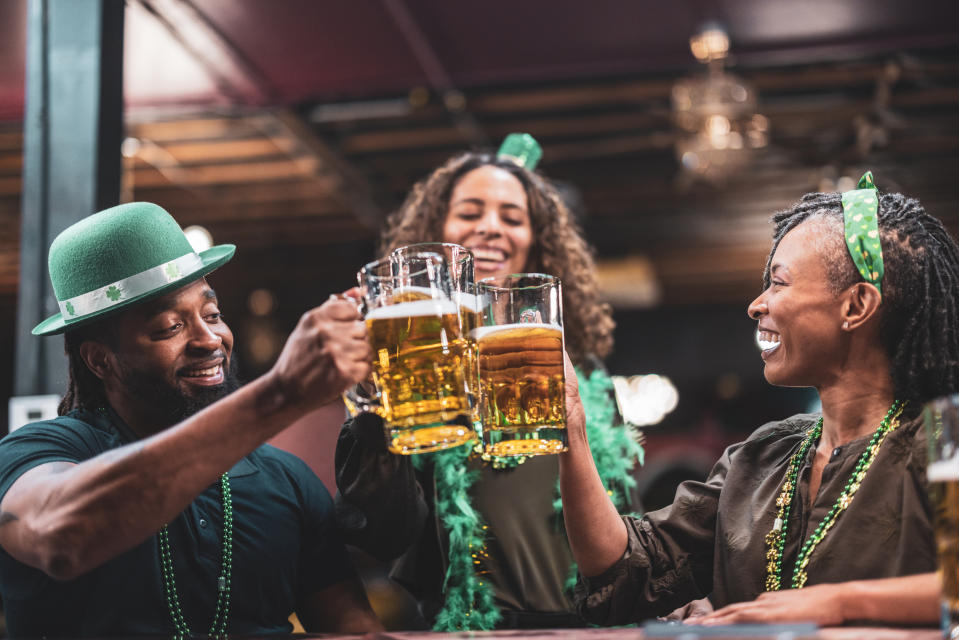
[{"left": 117, "top": 355, "right": 242, "bottom": 429}]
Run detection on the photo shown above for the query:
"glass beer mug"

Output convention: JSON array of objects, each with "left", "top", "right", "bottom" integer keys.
[
  {"left": 391, "top": 243, "right": 482, "bottom": 431},
  {"left": 474, "top": 273, "right": 567, "bottom": 457},
  {"left": 351, "top": 251, "right": 476, "bottom": 455},
  {"left": 925, "top": 395, "right": 959, "bottom": 638}
]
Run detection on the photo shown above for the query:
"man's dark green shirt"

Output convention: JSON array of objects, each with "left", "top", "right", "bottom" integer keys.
[{"left": 0, "top": 408, "right": 356, "bottom": 637}]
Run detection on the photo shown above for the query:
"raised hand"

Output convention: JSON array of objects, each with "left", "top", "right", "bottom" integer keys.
[{"left": 268, "top": 288, "right": 372, "bottom": 411}]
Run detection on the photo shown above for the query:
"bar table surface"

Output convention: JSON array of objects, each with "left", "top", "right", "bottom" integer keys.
[{"left": 251, "top": 627, "right": 940, "bottom": 640}]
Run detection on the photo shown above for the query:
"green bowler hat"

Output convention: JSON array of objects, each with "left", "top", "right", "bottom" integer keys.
[{"left": 33, "top": 202, "right": 235, "bottom": 336}]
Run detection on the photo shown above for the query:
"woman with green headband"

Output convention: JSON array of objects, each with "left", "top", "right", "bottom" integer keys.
[
  {"left": 561, "top": 174, "right": 954, "bottom": 627},
  {"left": 335, "top": 135, "right": 644, "bottom": 630}
]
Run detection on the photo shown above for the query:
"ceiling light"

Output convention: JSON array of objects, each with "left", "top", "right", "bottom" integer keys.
[
  {"left": 689, "top": 23, "right": 729, "bottom": 63},
  {"left": 672, "top": 24, "right": 768, "bottom": 184}
]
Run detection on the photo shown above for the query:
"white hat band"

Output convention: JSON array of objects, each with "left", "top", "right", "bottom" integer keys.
[{"left": 58, "top": 252, "right": 204, "bottom": 321}]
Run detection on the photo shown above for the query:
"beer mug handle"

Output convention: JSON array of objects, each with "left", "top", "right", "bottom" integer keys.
[
  {"left": 342, "top": 380, "right": 384, "bottom": 418},
  {"left": 330, "top": 291, "right": 366, "bottom": 315},
  {"left": 331, "top": 291, "right": 382, "bottom": 418}
]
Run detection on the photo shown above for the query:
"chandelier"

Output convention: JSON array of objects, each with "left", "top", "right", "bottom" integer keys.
[{"left": 671, "top": 24, "right": 768, "bottom": 183}]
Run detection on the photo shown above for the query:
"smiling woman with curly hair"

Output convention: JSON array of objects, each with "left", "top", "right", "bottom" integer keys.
[
  {"left": 335, "top": 138, "right": 643, "bottom": 631},
  {"left": 380, "top": 151, "right": 614, "bottom": 368}
]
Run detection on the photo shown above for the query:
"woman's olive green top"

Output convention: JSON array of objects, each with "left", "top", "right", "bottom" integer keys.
[{"left": 577, "top": 412, "right": 935, "bottom": 625}]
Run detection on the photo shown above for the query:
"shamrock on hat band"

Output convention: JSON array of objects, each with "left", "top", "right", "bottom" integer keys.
[
  {"left": 842, "top": 171, "right": 883, "bottom": 296},
  {"left": 57, "top": 251, "right": 204, "bottom": 321}
]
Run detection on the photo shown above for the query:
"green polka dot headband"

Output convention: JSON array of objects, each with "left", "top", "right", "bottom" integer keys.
[{"left": 842, "top": 171, "right": 883, "bottom": 296}]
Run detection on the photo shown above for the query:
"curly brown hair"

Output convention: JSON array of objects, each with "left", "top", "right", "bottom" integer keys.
[{"left": 380, "top": 152, "right": 615, "bottom": 369}]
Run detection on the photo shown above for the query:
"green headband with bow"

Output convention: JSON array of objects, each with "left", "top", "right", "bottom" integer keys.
[{"left": 842, "top": 171, "right": 884, "bottom": 296}]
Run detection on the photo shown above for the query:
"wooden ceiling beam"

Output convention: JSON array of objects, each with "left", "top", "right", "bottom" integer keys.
[
  {"left": 544, "top": 132, "right": 676, "bottom": 162},
  {"left": 128, "top": 116, "right": 267, "bottom": 143},
  {"left": 203, "top": 216, "right": 372, "bottom": 247},
  {"left": 468, "top": 81, "right": 675, "bottom": 114},
  {"left": 360, "top": 149, "right": 463, "bottom": 174},
  {"left": 488, "top": 111, "right": 671, "bottom": 140},
  {"left": 270, "top": 110, "right": 385, "bottom": 230},
  {"left": 145, "top": 138, "right": 290, "bottom": 164},
  {"left": 130, "top": 157, "right": 331, "bottom": 188},
  {"left": 340, "top": 110, "right": 678, "bottom": 154},
  {"left": 342, "top": 125, "right": 466, "bottom": 154},
  {"left": 456, "top": 59, "right": 943, "bottom": 116},
  {"left": 748, "top": 58, "right": 959, "bottom": 94},
  {"left": 893, "top": 86, "right": 959, "bottom": 108},
  {"left": 135, "top": 178, "right": 335, "bottom": 206},
  {"left": 129, "top": 112, "right": 384, "bottom": 232},
  {"left": 153, "top": 198, "right": 348, "bottom": 225},
  {"left": 340, "top": 97, "right": 959, "bottom": 159}
]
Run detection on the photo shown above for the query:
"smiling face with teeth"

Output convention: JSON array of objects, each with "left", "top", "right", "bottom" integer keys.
[
  {"left": 442, "top": 165, "right": 533, "bottom": 280},
  {"left": 88, "top": 278, "right": 237, "bottom": 435},
  {"left": 747, "top": 220, "right": 850, "bottom": 388}
]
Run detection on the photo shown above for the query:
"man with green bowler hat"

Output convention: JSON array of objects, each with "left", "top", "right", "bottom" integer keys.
[{"left": 0, "top": 202, "right": 382, "bottom": 636}]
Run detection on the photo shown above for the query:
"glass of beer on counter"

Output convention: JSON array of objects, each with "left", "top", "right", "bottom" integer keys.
[
  {"left": 474, "top": 273, "right": 566, "bottom": 457},
  {"left": 358, "top": 252, "right": 475, "bottom": 454},
  {"left": 392, "top": 243, "right": 483, "bottom": 430},
  {"left": 924, "top": 395, "right": 959, "bottom": 638}
]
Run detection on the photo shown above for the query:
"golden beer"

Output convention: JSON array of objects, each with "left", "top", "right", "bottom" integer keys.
[
  {"left": 393, "top": 287, "right": 481, "bottom": 421},
  {"left": 929, "top": 460, "right": 959, "bottom": 634},
  {"left": 456, "top": 292, "right": 483, "bottom": 426},
  {"left": 367, "top": 298, "right": 475, "bottom": 454},
  {"left": 475, "top": 323, "right": 567, "bottom": 456}
]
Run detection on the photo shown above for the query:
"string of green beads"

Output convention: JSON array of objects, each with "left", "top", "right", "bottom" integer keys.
[
  {"left": 763, "top": 419, "right": 819, "bottom": 591},
  {"left": 158, "top": 472, "right": 233, "bottom": 638},
  {"left": 764, "top": 400, "right": 905, "bottom": 592}
]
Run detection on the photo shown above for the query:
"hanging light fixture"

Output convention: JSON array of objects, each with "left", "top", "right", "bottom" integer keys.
[{"left": 672, "top": 23, "right": 768, "bottom": 183}]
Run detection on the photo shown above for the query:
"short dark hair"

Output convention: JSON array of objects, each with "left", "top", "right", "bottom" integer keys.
[{"left": 764, "top": 190, "right": 959, "bottom": 404}]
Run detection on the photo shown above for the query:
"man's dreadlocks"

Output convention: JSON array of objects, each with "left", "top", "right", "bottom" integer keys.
[{"left": 58, "top": 318, "right": 117, "bottom": 415}]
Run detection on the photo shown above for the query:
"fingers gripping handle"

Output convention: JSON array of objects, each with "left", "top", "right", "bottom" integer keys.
[{"left": 331, "top": 292, "right": 380, "bottom": 417}]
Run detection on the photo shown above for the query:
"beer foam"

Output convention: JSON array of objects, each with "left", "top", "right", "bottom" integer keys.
[
  {"left": 368, "top": 299, "right": 458, "bottom": 319},
  {"left": 396, "top": 285, "right": 437, "bottom": 298},
  {"left": 455, "top": 292, "right": 484, "bottom": 312},
  {"left": 928, "top": 456, "right": 959, "bottom": 482},
  {"left": 472, "top": 322, "right": 562, "bottom": 341}
]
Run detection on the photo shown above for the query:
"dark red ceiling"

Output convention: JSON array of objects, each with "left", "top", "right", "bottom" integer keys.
[
  {"left": 188, "top": 0, "right": 959, "bottom": 100},
  {"left": 2, "top": 0, "right": 959, "bottom": 121}
]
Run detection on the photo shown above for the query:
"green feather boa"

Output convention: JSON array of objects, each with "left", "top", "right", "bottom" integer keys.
[{"left": 416, "top": 365, "right": 644, "bottom": 631}]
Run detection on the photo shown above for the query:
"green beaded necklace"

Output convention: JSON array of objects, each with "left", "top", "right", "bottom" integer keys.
[
  {"left": 764, "top": 400, "right": 905, "bottom": 591},
  {"left": 158, "top": 472, "right": 234, "bottom": 638}
]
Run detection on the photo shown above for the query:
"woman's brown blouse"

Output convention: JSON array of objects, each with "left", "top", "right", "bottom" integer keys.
[{"left": 577, "top": 412, "right": 936, "bottom": 625}]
